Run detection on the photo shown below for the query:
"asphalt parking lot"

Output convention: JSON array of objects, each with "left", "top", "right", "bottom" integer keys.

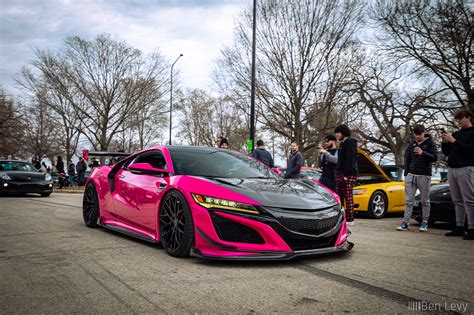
[{"left": 1, "top": 193, "right": 473, "bottom": 314}]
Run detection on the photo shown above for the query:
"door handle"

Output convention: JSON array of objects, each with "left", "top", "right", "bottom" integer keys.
[{"left": 119, "top": 175, "right": 125, "bottom": 179}]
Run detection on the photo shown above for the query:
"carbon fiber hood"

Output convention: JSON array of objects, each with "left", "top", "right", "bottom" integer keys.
[{"left": 204, "top": 177, "right": 338, "bottom": 210}]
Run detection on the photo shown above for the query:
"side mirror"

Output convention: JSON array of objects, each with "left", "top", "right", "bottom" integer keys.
[
  {"left": 271, "top": 168, "right": 283, "bottom": 176},
  {"left": 128, "top": 163, "right": 171, "bottom": 176}
]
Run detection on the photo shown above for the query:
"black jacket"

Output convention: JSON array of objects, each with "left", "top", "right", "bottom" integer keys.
[
  {"left": 441, "top": 126, "right": 474, "bottom": 168},
  {"left": 286, "top": 150, "right": 303, "bottom": 179},
  {"left": 251, "top": 147, "right": 274, "bottom": 167},
  {"left": 336, "top": 137, "right": 358, "bottom": 177},
  {"left": 404, "top": 135, "right": 438, "bottom": 176}
]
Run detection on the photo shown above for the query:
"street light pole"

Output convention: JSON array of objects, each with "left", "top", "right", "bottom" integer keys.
[
  {"left": 249, "top": 0, "right": 257, "bottom": 153},
  {"left": 169, "top": 53, "right": 183, "bottom": 146}
]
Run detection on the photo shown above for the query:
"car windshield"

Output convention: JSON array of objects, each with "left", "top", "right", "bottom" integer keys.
[
  {"left": 170, "top": 149, "right": 278, "bottom": 179},
  {"left": 301, "top": 169, "right": 321, "bottom": 180},
  {"left": 0, "top": 161, "right": 36, "bottom": 172}
]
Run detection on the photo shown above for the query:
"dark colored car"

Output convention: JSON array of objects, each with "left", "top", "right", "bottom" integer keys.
[
  {"left": 0, "top": 160, "right": 53, "bottom": 197},
  {"left": 412, "top": 183, "right": 456, "bottom": 225}
]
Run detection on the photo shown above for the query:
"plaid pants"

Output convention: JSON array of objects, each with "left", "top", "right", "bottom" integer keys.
[{"left": 335, "top": 175, "right": 357, "bottom": 222}]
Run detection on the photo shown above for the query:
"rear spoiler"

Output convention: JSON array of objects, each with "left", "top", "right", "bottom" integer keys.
[{"left": 82, "top": 149, "right": 131, "bottom": 161}]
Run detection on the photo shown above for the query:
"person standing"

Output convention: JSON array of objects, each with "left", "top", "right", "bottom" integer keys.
[
  {"left": 88, "top": 157, "right": 99, "bottom": 168},
  {"left": 397, "top": 125, "right": 438, "bottom": 232},
  {"left": 67, "top": 160, "right": 76, "bottom": 187},
  {"left": 442, "top": 109, "right": 474, "bottom": 240},
  {"left": 216, "top": 136, "right": 223, "bottom": 148},
  {"left": 56, "top": 156, "right": 65, "bottom": 174},
  {"left": 219, "top": 138, "right": 229, "bottom": 149},
  {"left": 252, "top": 140, "right": 274, "bottom": 167},
  {"left": 334, "top": 124, "right": 358, "bottom": 225},
  {"left": 317, "top": 135, "right": 338, "bottom": 191},
  {"left": 285, "top": 142, "right": 303, "bottom": 179},
  {"left": 76, "top": 157, "right": 87, "bottom": 186}
]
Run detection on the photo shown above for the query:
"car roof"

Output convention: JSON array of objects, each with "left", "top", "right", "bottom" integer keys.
[{"left": 0, "top": 160, "right": 30, "bottom": 163}]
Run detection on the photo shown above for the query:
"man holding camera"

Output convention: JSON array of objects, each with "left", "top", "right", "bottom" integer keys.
[
  {"left": 397, "top": 124, "right": 437, "bottom": 232},
  {"left": 442, "top": 109, "right": 474, "bottom": 240},
  {"left": 317, "top": 135, "right": 338, "bottom": 191}
]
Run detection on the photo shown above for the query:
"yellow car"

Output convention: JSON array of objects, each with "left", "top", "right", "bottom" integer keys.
[{"left": 353, "top": 148, "right": 405, "bottom": 219}]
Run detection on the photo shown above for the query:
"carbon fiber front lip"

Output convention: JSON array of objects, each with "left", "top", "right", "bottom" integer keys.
[{"left": 191, "top": 241, "right": 354, "bottom": 261}]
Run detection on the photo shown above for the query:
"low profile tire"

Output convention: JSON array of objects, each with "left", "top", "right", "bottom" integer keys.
[
  {"left": 159, "top": 190, "right": 194, "bottom": 257},
  {"left": 83, "top": 183, "right": 100, "bottom": 228},
  {"left": 40, "top": 192, "right": 51, "bottom": 197},
  {"left": 367, "top": 191, "right": 388, "bottom": 219}
]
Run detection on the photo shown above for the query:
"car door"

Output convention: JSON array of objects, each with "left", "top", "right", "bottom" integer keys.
[{"left": 112, "top": 150, "right": 170, "bottom": 235}]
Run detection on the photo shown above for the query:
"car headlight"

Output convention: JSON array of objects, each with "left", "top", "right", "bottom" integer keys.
[
  {"left": 0, "top": 173, "right": 12, "bottom": 180},
  {"left": 353, "top": 188, "right": 367, "bottom": 195},
  {"left": 44, "top": 173, "right": 52, "bottom": 181},
  {"left": 192, "top": 193, "right": 259, "bottom": 214}
]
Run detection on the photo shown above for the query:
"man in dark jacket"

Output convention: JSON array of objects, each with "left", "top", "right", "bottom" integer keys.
[
  {"left": 285, "top": 142, "right": 303, "bottom": 179},
  {"left": 334, "top": 124, "right": 358, "bottom": 225},
  {"left": 442, "top": 109, "right": 474, "bottom": 240},
  {"left": 252, "top": 140, "right": 274, "bottom": 167},
  {"left": 76, "top": 157, "right": 87, "bottom": 186},
  {"left": 317, "top": 135, "right": 338, "bottom": 191},
  {"left": 397, "top": 125, "right": 437, "bottom": 232}
]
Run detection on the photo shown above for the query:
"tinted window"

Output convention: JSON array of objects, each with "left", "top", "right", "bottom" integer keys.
[
  {"left": 130, "top": 151, "right": 168, "bottom": 170},
  {"left": 0, "top": 161, "right": 36, "bottom": 172},
  {"left": 301, "top": 169, "right": 321, "bottom": 180},
  {"left": 170, "top": 150, "right": 278, "bottom": 178}
]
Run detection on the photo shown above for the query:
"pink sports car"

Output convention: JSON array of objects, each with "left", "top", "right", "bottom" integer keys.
[{"left": 82, "top": 146, "right": 353, "bottom": 260}]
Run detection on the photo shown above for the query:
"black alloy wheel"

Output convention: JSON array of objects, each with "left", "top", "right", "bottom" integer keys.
[
  {"left": 41, "top": 192, "right": 51, "bottom": 197},
  {"left": 83, "top": 183, "right": 100, "bottom": 228},
  {"left": 159, "top": 190, "right": 194, "bottom": 257},
  {"left": 367, "top": 191, "right": 388, "bottom": 219}
]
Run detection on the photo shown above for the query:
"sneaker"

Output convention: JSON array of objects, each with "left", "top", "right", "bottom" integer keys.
[
  {"left": 445, "top": 226, "right": 465, "bottom": 237},
  {"left": 346, "top": 221, "right": 355, "bottom": 226},
  {"left": 463, "top": 229, "right": 474, "bottom": 240},
  {"left": 397, "top": 222, "right": 409, "bottom": 231},
  {"left": 419, "top": 223, "right": 428, "bottom": 232}
]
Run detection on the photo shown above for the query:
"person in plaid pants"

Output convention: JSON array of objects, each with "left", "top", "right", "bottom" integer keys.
[{"left": 334, "top": 124, "right": 359, "bottom": 225}]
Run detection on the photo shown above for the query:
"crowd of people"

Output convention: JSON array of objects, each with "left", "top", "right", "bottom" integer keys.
[
  {"left": 244, "top": 109, "right": 474, "bottom": 240},
  {"left": 29, "top": 109, "right": 473, "bottom": 239}
]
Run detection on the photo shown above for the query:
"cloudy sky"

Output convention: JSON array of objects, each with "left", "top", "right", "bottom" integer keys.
[{"left": 0, "top": 0, "right": 249, "bottom": 96}]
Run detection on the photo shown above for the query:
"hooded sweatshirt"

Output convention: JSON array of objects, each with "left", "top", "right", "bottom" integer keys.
[{"left": 336, "top": 137, "right": 358, "bottom": 177}]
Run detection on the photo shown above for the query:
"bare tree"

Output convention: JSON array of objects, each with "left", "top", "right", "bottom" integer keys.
[
  {"left": 372, "top": 0, "right": 473, "bottom": 111},
  {"left": 0, "top": 87, "right": 25, "bottom": 158},
  {"left": 214, "top": 0, "right": 363, "bottom": 159},
  {"left": 21, "top": 34, "right": 169, "bottom": 152},
  {"left": 348, "top": 57, "right": 449, "bottom": 164},
  {"left": 21, "top": 100, "right": 62, "bottom": 161},
  {"left": 177, "top": 89, "right": 248, "bottom": 150}
]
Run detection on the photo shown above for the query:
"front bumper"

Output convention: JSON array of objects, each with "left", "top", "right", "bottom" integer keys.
[
  {"left": 191, "top": 202, "right": 353, "bottom": 260},
  {"left": 191, "top": 239, "right": 353, "bottom": 261},
  {"left": 0, "top": 181, "right": 53, "bottom": 194}
]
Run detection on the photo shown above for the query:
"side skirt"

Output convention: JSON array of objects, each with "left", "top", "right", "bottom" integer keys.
[{"left": 101, "top": 223, "right": 159, "bottom": 243}]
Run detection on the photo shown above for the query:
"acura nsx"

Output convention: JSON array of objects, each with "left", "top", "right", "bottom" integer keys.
[{"left": 82, "top": 146, "right": 353, "bottom": 260}]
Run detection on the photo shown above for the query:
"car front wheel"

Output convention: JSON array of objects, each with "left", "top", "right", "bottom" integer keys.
[
  {"left": 367, "top": 191, "right": 388, "bottom": 219},
  {"left": 159, "top": 190, "right": 194, "bottom": 257}
]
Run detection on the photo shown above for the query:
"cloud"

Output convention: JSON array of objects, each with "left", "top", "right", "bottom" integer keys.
[{"left": 0, "top": 0, "right": 247, "bottom": 96}]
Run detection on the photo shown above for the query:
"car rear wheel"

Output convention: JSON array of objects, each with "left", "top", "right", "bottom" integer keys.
[
  {"left": 83, "top": 183, "right": 100, "bottom": 228},
  {"left": 367, "top": 191, "right": 388, "bottom": 219},
  {"left": 159, "top": 190, "right": 194, "bottom": 257}
]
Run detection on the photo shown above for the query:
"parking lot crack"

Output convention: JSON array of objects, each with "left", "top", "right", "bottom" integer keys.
[{"left": 294, "top": 263, "right": 461, "bottom": 314}]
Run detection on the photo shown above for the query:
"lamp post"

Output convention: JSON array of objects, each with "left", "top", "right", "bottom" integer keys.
[
  {"left": 249, "top": 0, "right": 257, "bottom": 153},
  {"left": 169, "top": 53, "right": 183, "bottom": 145}
]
